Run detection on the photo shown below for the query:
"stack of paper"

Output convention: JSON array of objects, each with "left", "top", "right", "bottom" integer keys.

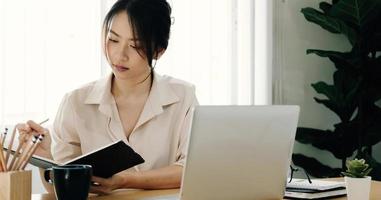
[{"left": 284, "top": 178, "right": 347, "bottom": 199}]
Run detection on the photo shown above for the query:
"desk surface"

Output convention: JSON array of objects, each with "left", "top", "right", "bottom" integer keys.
[{"left": 32, "top": 178, "right": 381, "bottom": 200}]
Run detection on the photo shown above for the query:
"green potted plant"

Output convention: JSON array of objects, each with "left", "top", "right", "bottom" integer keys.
[
  {"left": 342, "top": 158, "right": 372, "bottom": 200},
  {"left": 292, "top": 0, "right": 381, "bottom": 180}
]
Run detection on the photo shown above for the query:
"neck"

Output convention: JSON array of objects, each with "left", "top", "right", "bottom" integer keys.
[{"left": 112, "top": 72, "right": 152, "bottom": 98}]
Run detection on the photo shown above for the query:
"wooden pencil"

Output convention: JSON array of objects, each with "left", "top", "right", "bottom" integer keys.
[
  {"left": 13, "top": 136, "right": 36, "bottom": 171},
  {"left": 8, "top": 119, "right": 49, "bottom": 171},
  {"left": 8, "top": 134, "right": 28, "bottom": 170},
  {"left": 5, "top": 127, "right": 17, "bottom": 163},
  {"left": 0, "top": 128, "right": 7, "bottom": 147},
  {"left": 17, "top": 136, "right": 38, "bottom": 170},
  {"left": 0, "top": 153, "right": 5, "bottom": 171},
  {"left": 0, "top": 134, "right": 7, "bottom": 171},
  {"left": 0, "top": 160, "right": 3, "bottom": 172},
  {"left": 20, "top": 135, "right": 44, "bottom": 170}
]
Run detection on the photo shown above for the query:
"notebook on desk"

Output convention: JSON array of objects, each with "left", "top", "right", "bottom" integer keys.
[
  {"left": 155, "top": 105, "right": 300, "bottom": 200},
  {"left": 287, "top": 178, "right": 346, "bottom": 191},
  {"left": 284, "top": 189, "right": 347, "bottom": 199}
]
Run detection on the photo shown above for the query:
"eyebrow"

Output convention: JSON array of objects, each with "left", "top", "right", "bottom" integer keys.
[
  {"left": 109, "top": 29, "right": 140, "bottom": 41},
  {"left": 109, "top": 30, "right": 120, "bottom": 37}
]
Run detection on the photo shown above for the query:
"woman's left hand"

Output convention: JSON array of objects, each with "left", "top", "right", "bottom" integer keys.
[{"left": 90, "top": 174, "right": 124, "bottom": 195}]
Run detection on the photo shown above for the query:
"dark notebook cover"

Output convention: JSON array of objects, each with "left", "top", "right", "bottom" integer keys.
[{"left": 6, "top": 140, "right": 145, "bottom": 178}]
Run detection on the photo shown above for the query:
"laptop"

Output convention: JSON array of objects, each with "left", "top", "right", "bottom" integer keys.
[{"left": 148, "top": 105, "right": 299, "bottom": 200}]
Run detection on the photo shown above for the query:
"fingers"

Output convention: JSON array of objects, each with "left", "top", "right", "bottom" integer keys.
[
  {"left": 26, "top": 120, "right": 47, "bottom": 135},
  {"left": 90, "top": 186, "right": 110, "bottom": 195},
  {"left": 91, "top": 176, "right": 107, "bottom": 185},
  {"left": 16, "top": 123, "right": 32, "bottom": 143},
  {"left": 16, "top": 120, "right": 49, "bottom": 145},
  {"left": 90, "top": 176, "right": 113, "bottom": 195},
  {"left": 16, "top": 123, "right": 31, "bottom": 133},
  {"left": 90, "top": 185, "right": 109, "bottom": 195}
]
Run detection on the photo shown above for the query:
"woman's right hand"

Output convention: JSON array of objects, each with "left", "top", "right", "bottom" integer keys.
[{"left": 16, "top": 120, "right": 52, "bottom": 159}]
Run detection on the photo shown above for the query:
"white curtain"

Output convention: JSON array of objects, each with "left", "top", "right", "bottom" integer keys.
[
  {"left": 102, "top": 0, "right": 256, "bottom": 105},
  {"left": 0, "top": 0, "right": 274, "bottom": 127},
  {"left": 0, "top": 0, "right": 272, "bottom": 193},
  {"left": 0, "top": 0, "right": 103, "bottom": 125}
]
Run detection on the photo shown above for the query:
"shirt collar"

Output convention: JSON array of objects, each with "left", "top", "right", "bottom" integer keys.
[{"left": 84, "top": 72, "right": 180, "bottom": 117}]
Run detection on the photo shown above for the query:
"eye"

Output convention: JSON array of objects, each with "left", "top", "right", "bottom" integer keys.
[
  {"left": 108, "top": 38, "right": 118, "bottom": 43},
  {"left": 130, "top": 45, "right": 138, "bottom": 49}
]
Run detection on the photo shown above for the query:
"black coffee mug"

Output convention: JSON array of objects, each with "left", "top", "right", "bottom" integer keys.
[{"left": 44, "top": 164, "right": 92, "bottom": 200}]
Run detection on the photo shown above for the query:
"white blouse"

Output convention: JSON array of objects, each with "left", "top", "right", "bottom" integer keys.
[{"left": 51, "top": 72, "right": 198, "bottom": 172}]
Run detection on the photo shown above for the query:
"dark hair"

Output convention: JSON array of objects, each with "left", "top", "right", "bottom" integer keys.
[{"left": 103, "top": 0, "right": 172, "bottom": 68}]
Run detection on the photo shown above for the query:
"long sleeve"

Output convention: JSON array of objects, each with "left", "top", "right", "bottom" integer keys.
[
  {"left": 173, "top": 87, "right": 199, "bottom": 167},
  {"left": 51, "top": 93, "right": 82, "bottom": 164}
]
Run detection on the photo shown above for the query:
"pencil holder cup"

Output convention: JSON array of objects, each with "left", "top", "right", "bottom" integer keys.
[{"left": 0, "top": 170, "right": 32, "bottom": 200}]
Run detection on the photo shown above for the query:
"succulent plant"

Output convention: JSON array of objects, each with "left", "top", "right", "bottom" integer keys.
[{"left": 342, "top": 159, "right": 372, "bottom": 178}]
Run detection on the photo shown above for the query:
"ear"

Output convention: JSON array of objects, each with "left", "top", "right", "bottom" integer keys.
[{"left": 154, "top": 48, "right": 166, "bottom": 60}]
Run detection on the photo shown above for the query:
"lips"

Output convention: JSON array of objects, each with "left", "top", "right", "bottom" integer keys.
[{"left": 114, "top": 65, "right": 129, "bottom": 71}]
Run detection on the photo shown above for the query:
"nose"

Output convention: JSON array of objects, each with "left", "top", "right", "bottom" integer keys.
[{"left": 115, "top": 47, "right": 128, "bottom": 61}]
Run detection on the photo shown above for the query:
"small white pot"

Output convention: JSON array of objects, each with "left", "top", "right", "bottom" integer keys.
[{"left": 344, "top": 176, "right": 371, "bottom": 200}]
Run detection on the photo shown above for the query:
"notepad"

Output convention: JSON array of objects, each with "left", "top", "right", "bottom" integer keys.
[
  {"left": 284, "top": 188, "right": 347, "bottom": 199},
  {"left": 5, "top": 140, "right": 145, "bottom": 178},
  {"left": 286, "top": 178, "right": 346, "bottom": 191},
  {"left": 285, "top": 179, "right": 347, "bottom": 199}
]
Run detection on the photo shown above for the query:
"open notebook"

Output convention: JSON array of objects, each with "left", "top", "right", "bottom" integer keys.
[{"left": 5, "top": 140, "right": 144, "bottom": 178}]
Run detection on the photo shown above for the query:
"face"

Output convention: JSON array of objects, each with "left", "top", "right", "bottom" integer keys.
[{"left": 105, "top": 11, "right": 150, "bottom": 81}]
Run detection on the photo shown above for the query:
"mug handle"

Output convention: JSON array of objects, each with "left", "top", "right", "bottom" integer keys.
[{"left": 44, "top": 168, "right": 53, "bottom": 184}]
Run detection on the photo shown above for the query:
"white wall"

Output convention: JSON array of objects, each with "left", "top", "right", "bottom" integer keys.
[{"left": 273, "top": 0, "right": 381, "bottom": 170}]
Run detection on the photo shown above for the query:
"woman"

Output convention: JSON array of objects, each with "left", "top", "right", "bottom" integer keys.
[{"left": 17, "top": 0, "right": 197, "bottom": 194}]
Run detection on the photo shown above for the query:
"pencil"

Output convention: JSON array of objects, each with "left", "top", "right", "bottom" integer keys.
[
  {"left": 39, "top": 118, "right": 49, "bottom": 125},
  {"left": 0, "top": 133, "right": 7, "bottom": 171},
  {"left": 8, "top": 119, "right": 49, "bottom": 171},
  {"left": 8, "top": 134, "right": 28, "bottom": 170},
  {"left": 1, "top": 128, "right": 7, "bottom": 147},
  {"left": 5, "top": 127, "right": 17, "bottom": 163},
  {"left": 15, "top": 136, "right": 37, "bottom": 170},
  {"left": 13, "top": 136, "right": 36, "bottom": 171},
  {"left": 12, "top": 136, "right": 36, "bottom": 170},
  {"left": 21, "top": 135, "right": 44, "bottom": 170},
  {"left": 0, "top": 160, "right": 3, "bottom": 172}
]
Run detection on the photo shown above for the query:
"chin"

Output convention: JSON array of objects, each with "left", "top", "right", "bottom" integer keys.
[
  {"left": 112, "top": 68, "right": 151, "bottom": 81},
  {"left": 112, "top": 70, "right": 140, "bottom": 80}
]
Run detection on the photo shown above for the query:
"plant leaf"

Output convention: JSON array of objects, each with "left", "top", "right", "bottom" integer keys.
[
  {"left": 356, "top": 153, "right": 381, "bottom": 181},
  {"left": 373, "top": 30, "right": 381, "bottom": 51},
  {"left": 292, "top": 154, "right": 342, "bottom": 178},
  {"left": 301, "top": 7, "right": 357, "bottom": 45},
  {"left": 306, "top": 49, "right": 360, "bottom": 70},
  {"left": 314, "top": 98, "right": 342, "bottom": 117},
  {"left": 363, "top": 106, "right": 381, "bottom": 147},
  {"left": 366, "top": 56, "right": 381, "bottom": 99},
  {"left": 332, "top": 70, "right": 359, "bottom": 121},
  {"left": 311, "top": 82, "right": 336, "bottom": 101},
  {"left": 319, "top": 2, "right": 333, "bottom": 14},
  {"left": 329, "top": 0, "right": 381, "bottom": 28},
  {"left": 296, "top": 127, "right": 357, "bottom": 159},
  {"left": 341, "top": 172, "right": 356, "bottom": 177},
  {"left": 311, "top": 76, "right": 358, "bottom": 122}
]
